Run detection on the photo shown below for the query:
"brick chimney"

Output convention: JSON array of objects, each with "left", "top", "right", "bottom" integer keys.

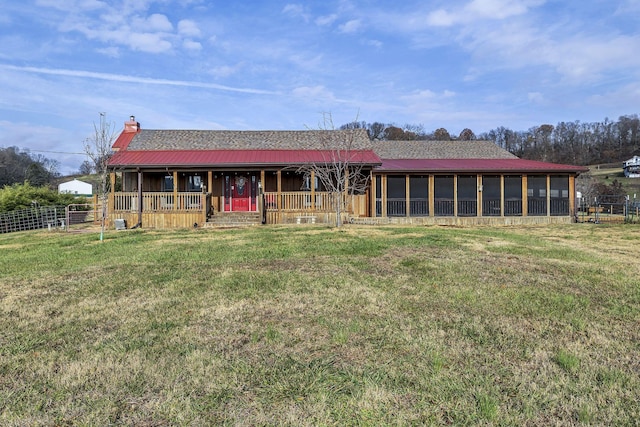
[{"left": 124, "top": 115, "right": 140, "bottom": 133}]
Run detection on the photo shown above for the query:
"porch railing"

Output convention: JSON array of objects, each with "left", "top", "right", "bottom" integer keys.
[
  {"left": 113, "top": 192, "right": 205, "bottom": 212},
  {"left": 264, "top": 192, "right": 336, "bottom": 211}
]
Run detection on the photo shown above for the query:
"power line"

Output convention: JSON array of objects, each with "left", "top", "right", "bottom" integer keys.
[{"left": 29, "top": 150, "right": 86, "bottom": 155}]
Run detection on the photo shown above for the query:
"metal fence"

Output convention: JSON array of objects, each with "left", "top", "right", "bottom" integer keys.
[
  {"left": 576, "top": 195, "right": 639, "bottom": 223},
  {"left": 0, "top": 204, "right": 97, "bottom": 234},
  {"left": 0, "top": 206, "right": 66, "bottom": 234}
]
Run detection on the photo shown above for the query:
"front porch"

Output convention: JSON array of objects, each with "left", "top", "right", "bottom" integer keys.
[
  {"left": 108, "top": 190, "right": 368, "bottom": 228},
  {"left": 106, "top": 169, "right": 578, "bottom": 229}
]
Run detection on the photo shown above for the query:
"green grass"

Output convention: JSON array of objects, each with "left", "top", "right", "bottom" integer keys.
[{"left": 1, "top": 224, "right": 639, "bottom": 425}]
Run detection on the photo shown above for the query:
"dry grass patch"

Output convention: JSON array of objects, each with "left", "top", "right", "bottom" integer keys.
[{"left": 1, "top": 224, "right": 638, "bottom": 425}]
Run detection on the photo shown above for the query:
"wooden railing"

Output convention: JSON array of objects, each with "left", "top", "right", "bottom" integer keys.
[
  {"left": 113, "top": 192, "right": 205, "bottom": 212},
  {"left": 264, "top": 192, "right": 336, "bottom": 212}
]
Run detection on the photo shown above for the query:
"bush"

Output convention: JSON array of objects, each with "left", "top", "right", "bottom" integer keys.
[{"left": 0, "top": 182, "right": 87, "bottom": 212}]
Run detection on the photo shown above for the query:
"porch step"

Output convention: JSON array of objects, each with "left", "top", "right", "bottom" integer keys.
[{"left": 202, "top": 212, "right": 262, "bottom": 228}]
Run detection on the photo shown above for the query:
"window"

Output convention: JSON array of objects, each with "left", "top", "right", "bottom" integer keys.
[
  {"left": 163, "top": 176, "right": 174, "bottom": 192},
  {"left": 550, "top": 175, "right": 569, "bottom": 215},
  {"left": 187, "top": 175, "right": 202, "bottom": 191},
  {"left": 482, "top": 175, "right": 501, "bottom": 216},
  {"left": 434, "top": 175, "right": 454, "bottom": 216},
  {"left": 504, "top": 175, "right": 522, "bottom": 216},
  {"left": 527, "top": 176, "right": 547, "bottom": 216},
  {"left": 409, "top": 176, "right": 429, "bottom": 216},
  {"left": 457, "top": 175, "right": 477, "bottom": 217},
  {"left": 387, "top": 175, "right": 406, "bottom": 216}
]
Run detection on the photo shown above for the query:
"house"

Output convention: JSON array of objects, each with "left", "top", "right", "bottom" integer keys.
[
  {"left": 106, "top": 116, "right": 588, "bottom": 228},
  {"left": 58, "top": 178, "right": 93, "bottom": 197},
  {"left": 623, "top": 156, "right": 640, "bottom": 178}
]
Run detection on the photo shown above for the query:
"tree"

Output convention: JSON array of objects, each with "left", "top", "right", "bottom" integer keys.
[
  {"left": 297, "top": 113, "right": 371, "bottom": 227},
  {"left": 0, "top": 147, "right": 58, "bottom": 187},
  {"left": 433, "top": 128, "right": 451, "bottom": 141},
  {"left": 367, "top": 122, "right": 386, "bottom": 140},
  {"left": 83, "top": 113, "right": 117, "bottom": 241},
  {"left": 458, "top": 128, "right": 476, "bottom": 141},
  {"left": 78, "top": 160, "right": 94, "bottom": 175}
]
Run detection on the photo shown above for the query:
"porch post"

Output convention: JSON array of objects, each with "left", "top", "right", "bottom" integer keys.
[
  {"left": 453, "top": 175, "right": 458, "bottom": 217},
  {"left": 477, "top": 175, "right": 483, "bottom": 217},
  {"left": 546, "top": 174, "right": 551, "bottom": 217},
  {"left": 405, "top": 174, "right": 411, "bottom": 217},
  {"left": 428, "top": 175, "right": 434, "bottom": 217},
  {"left": 310, "top": 170, "right": 316, "bottom": 211},
  {"left": 137, "top": 170, "right": 143, "bottom": 226},
  {"left": 500, "top": 175, "right": 505, "bottom": 217},
  {"left": 522, "top": 175, "right": 528, "bottom": 217},
  {"left": 276, "top": 170, "right": 282, "bottom": 223},
  {"left": 173, "top": 171, "right": 178, "bottom": 211},
  {"left": 370, "top": 172, "right": 376, "bottom": 218},
  {"left": 109, "top": 172, "right": 116, "bottom": 226},
  {"left": 381, "top": 174, "right": 387, "bottom": 217},
  {"left": 207, "top": 170, "right": 213, "bottom": 218},
  {"left": 569, "top": 175, "right": 576, "bottom": 217}
]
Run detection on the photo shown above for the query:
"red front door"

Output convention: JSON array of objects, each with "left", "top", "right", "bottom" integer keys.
[
  {"left": 224, "top": 174, "right": 258, "bottom": 212},
  {"left": 232, "top": 176, "right": 250, "bottom": 211}
]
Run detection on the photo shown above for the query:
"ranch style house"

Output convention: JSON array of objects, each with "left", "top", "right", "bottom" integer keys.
[{"left": 106, "top": 116, "right": 588, "bottom": 228}]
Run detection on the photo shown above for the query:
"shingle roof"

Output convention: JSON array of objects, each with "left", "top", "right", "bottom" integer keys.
[
  {"left": 378, "top": 158, "right": 588, "bottom": 173},
  {"left": 123, "top": 129, "right": 374, "bottom": 151},
  {"left": 372, "top": 140, "right": 518, "bottom": 160},
  {"left": 108, "top": 126, "right": 588, "bottom": 174}
]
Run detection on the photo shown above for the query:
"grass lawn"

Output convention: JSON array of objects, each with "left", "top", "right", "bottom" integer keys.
[{"left": 1, "top": 224, "right": 639, "bottom": 426}]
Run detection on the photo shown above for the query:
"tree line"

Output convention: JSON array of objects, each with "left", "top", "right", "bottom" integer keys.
[
  {"left": 340, "top": 114, "right": 640, "bottom": 166},
  {"left": 0, "top": 146, "right": 60, "bottom": 188}
]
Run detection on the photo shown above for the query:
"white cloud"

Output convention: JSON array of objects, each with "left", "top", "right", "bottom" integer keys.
[
  {"left": 139, "top": 13, "right": 173, "bottom": 32},
  {"left": 0, "top": 64, "right": 281, "bottom": 95},
  {"left": 209, "top": 64, "right": 243, "bottom": 78},
  {"left": 182, "top": 39, "right": 202, "bottom": 51},
  {"left": 365, "top": 39, "right": 383, "bottom": 48},
  {"left": 315, "top": 14, "right": 338, "bottom": 26},
  {"left": 127, "top": 32, "right": 173, "bottom": 53},
  {"left": 282, "top": 4, "right": 309, "bottom": 21},
  {"left": 402, "top": 89, "right": 456, "bottom": 102},
  {"left": 427, "top": 0, "right": 544, "bottom": 27},
  {"left": 35, "top": 0, "right": 107, "bottom": 12},
  {"left": 96, "top": 46, "right": 120, "bottom": 57},
  {"left": 338, "top": 19, "right": 361, "bottom": 33},
  {"left": 528, "top": 92, "right": 544, "bottom": 103},
  {"left": 292, "top": 85, "right": 336, "bottom": 101},
  {"left": 426, "top": 9, "right": 456, "bottom": 27},
  {"left": 178, "top": 19, "right": 202, "bottom": 38}
]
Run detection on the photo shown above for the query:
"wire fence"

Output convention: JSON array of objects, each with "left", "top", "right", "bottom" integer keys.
[
  {"left": 576, "top": 195, "right": 640, "bottom": 223},
  {"left": 0, "top": 204, "right": 98, "bottom": 234}
]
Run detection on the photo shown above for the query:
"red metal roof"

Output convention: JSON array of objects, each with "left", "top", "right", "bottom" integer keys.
[
  {"left": 378, "top": 158, "right": 588, "bottom": 173},
  {"left": 112, "top": 130, "right": 138, "bottom": 151},
  {"left": 108, "top": 149, "right": 382, "bottom": 168}
]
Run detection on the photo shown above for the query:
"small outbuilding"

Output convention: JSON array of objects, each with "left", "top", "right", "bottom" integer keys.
[
  {"left": 58, "top": 179, "right": 93, "bottom": 197},
  {"left": 623, "top": 156, "right": 640, "bottom": 178}
]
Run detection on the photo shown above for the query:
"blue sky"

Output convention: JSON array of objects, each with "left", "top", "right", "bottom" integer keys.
[{"left": 1, "top": 0, "right": 639, "bottom": 174}]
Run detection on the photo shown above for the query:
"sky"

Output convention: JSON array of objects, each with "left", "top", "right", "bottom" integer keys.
[{"left": 1, "top": 0, "right": 640, "bottom": 175}]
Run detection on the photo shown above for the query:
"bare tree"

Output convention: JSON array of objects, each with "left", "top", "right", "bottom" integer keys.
[
  {"left": 83, "top": 113, "right": 116, "bottom": 241},
  {"left": 297, "top": 113, "right": 372, "bottom": 227}
]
